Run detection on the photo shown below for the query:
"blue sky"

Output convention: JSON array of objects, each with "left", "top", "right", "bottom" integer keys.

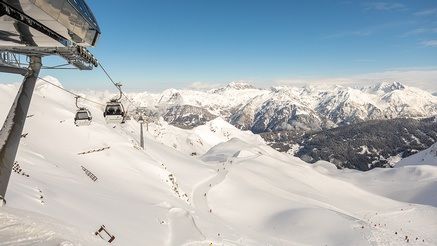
[{"left": 3, "top": 0, "right": 437, "bottom": 91}]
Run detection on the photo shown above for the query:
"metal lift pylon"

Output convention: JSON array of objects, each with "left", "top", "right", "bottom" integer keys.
[
  {"left": 0, "top": 0, "right": 101, "bottom": 205},
  {"left": 138, "top": 115, "right": 145, "bottom": 149},
  {"left": 0, "top": 55, "right": 41, "bottom": 205}
]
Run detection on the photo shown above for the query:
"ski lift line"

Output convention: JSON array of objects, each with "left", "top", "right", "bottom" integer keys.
[
  {"left": 97, "top": 61, "right": 135, "bottom": 107},
  {"left": 36, "top": 76, "right": 105, "bottom": 106},
  {"left": 99, "top": 65, "right": 135, "bottom": 106}
]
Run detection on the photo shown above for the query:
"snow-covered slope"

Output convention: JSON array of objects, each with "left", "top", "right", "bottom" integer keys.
[
  {"left": 313, "top": 141, "right": 437, "bottom": 208},
  {"left": 396, "top": 142, "right": 437, "bottom": 167},
  {"left": 201, "top": 139, "right": 437, "bottom": 245},
  {"left": 0, "top": 207, "right": 106, "bottom": 245},
  {"left": 146, "top": 117, "right": 264, "bottom": 156},
  {"left": 1, "top": 79, "right": 210, "bottom": 245},
  {"left": 1, "top": 77, "right": 437, "bottom": 245}
]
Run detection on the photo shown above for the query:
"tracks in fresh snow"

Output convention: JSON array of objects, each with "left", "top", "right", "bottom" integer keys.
[
  {"left": 192, "top": 162, "right": 229, "bottom": 215},
  {"left": 189, "top": 154, "right": 261, "bottom": 244},
  {"left": 362, "top": 207, "right": 435, "bottom": 246},
  {"left": 192, "top": 154, "right": 261, "bottom": 214},
  {"left": 158, "top": 163, "right": 190, "bottom": 204}
]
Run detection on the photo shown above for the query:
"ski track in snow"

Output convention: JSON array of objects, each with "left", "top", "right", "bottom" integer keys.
[
  {"left": 363, "top": 206, "right": 436, "bottom": 246},
  {"left": 191, "top": 154, "right": 265, "bottom": 245}
]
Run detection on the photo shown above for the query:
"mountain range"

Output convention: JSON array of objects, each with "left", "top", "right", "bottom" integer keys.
[
  {"left": 130, "top": 81, "right": 437, "bottom": 130},
  {"left": 126, "top": 81, "right": 437, "bottom": 170}
]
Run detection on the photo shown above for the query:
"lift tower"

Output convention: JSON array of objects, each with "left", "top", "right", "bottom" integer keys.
[{"left": 0, "top": 0, "right": 100, "bottom": 205}]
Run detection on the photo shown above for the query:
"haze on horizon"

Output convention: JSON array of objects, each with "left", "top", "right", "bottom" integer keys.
[{"left": 1, "top": 0, "right": 436, "bottom": 92}]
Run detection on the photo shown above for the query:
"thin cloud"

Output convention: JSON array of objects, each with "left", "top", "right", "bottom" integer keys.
[
  {"left": 188, "top": 81, "right": 221, "bottom": 90},
  {"left": 353, "top": 59, "right": 377, "bottom": 63},
  {"left": 275, "top": 68, "right": 437, "bottom": 91},
  {"left": 324, "top": 30, "right": 372, "bottom": 39},
  {"left": 363, "top": 2, "right": 407, "bottom": 11},
  {"left": 402, "top": 27, "right": 437, "bottom": 37},
  {"left": 414, "top": 8, "right": 437, "bottom": 16},
  {"left": 324, "top": 21, "right": 415, "bottom": 40},
  {"left": 421, "top": 40, "right": 437, "bottom": 47}
]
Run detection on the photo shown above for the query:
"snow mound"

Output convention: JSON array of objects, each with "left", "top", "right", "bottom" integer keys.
[
  {"left": 201, "top": 138, "right": 255, "bottom": 162},
  {"left": 148, "top": 117, "right": 264, "bottom": 156}
]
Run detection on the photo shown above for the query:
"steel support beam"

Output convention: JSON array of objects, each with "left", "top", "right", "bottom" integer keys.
[
  {"left": 0, "top": 64, "right": 28, "bottom": 75},
  {"left": 0, "top": 55, "right": 41, "bottom": 205}
]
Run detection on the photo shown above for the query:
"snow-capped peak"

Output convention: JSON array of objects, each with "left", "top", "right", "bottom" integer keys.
[
  {"left": 209, "top": 82, "right": 256, "bottom": 93},
  {"left": 158, "top": 88, "right": 183, "bottom": 105},
  {"left": 364, "top": 81, "right": 406, "bottom": 94},
  {"left": 225, "top": 81, "right": 256, "bottom": 90}
]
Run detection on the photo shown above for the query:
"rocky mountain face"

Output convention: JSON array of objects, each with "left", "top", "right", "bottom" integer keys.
[
  {"left": 141, "top": 81, "right": 437, "bottom": 132},
  {"left": 162, "top": 105, "right": 217, "bottom": 129},
  {"left": 129, "top": 81, "right": 437, "bottom": 170},
  {"left": 263, "top": 117, "right": 437, "bottom": 170}
]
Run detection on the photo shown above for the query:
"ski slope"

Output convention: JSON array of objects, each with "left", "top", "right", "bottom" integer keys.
[{"left": 0, "top": 77, "right": 436, "bottom": 245}]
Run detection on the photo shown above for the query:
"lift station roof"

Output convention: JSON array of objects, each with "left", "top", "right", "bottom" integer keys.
[{"left": 0, "top": 0, "right": 101, "bottom": 47}]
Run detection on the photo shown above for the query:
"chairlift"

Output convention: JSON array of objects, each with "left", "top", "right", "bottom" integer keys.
[
  {"left": 74, "top": 96, "right": 92, "bottom": 126},
  {"left": 104, "top": 83, "right": 125, "bottom": 124}
]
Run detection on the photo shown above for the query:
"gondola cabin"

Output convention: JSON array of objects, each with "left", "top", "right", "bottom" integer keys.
[
  {"left": 74, "top": 108, "right": 92, "bottom": 126},
  {"left": 104, "top": 100, "right": 125, "bottom": 124}
]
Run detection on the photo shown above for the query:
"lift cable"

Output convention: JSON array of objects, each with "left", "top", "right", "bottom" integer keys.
[
  {"left": 97, "top": 61, "right": 136, "bottom": 108},
  {"left": 37, "top": 59, "right": 138, "bottom": 113},
  {"left": 37, "top": 76, "right": 105, "bottom": 106}
]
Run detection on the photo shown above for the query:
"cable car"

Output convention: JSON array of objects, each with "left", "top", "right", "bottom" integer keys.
[
  {"left": 103, "top": 83, "right": 127, "bottom": 124},
  {"left": 75, "top": 108, "right": 92, "bottom": 126},
  {"left": 104, "top": 100, "right": 125, "bottom": 124},
  {"left": 74, "top": 96, "right": 92, "bottom": 126}
]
